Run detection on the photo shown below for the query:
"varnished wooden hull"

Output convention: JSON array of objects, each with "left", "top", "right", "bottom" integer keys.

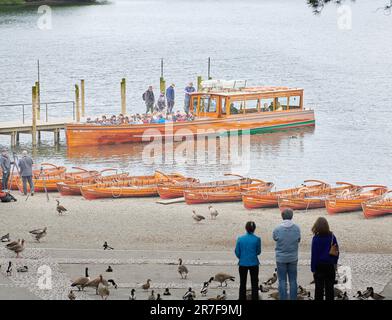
[
  {"left": 66, "top": 110, "right": 315, "bottom": 147},
  {"left": 81, "top": 184, "right": 158, "bottom": 200},
  {"left": 362, "top": 201, "right": 392, "bottom": 218}
]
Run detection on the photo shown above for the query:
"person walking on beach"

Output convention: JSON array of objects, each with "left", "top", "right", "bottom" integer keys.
[
  {"left": 0, "top": 148, "right": 13, "bottom": 192},
  {"left": 311, "top": 217, "right": 339, "bottom": 300},
  {"left": 184, "top": 82, "right": 195, "bottom": 114},
  {"left": 273, "top": 208, "right": 301, "bottom": 300},
  {"left": 142, "top": 86, "right": 155, "bottom": 114},
  {"left": 18, "top": 150, "right": 34, "bottom": 196},
  {"left": 166, "top": 83, "right": 175, "bottom": 114},
  {"left": 235, "top": 221, "right": 261, "bottom": 300}
]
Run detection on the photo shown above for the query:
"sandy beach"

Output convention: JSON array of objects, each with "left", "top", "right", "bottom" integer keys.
[{"left": 0, "top": 193, "right": 391, "bottom": 300}]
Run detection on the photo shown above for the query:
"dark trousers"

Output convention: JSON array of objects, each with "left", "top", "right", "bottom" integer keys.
[
  {"left": 239, "top": 265, "right": 259, "bottom": 300},
  {"left": 167, "top": 100, "right": 175, "bottom": 114},
  {"left": 314, "top": 264, "right": 336, "bottom": 300},
  {"left": 22, "top": 176, "right": 34, "bottom": 195},
  {"left": 1, "top": 171, "right": 10, "bottom": 190}
]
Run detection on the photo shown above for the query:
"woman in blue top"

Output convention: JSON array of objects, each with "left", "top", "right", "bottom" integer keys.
[
  {"left": 311, "top": 217, "right": 339, "bottom": 300},
  {"left": 235, "top": 221, "right": 261, "bottom": 300}
]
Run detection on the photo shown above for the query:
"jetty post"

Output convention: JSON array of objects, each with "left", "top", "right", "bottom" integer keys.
[
  {"left": 75, "top": 84, "right": 80, "bottom": 122},
  {"left": 160, "top": 58, "right": 166, "bottom": 94},
  {"left": 197, "top": 76, "right": 203, "bottom": 91},
  {"left": 208, "top": 57, "right": 212, "bottom": 80},
  {"left": 81, "top": 79, "right": 85, "bottom": 117},
  {"left": 32, "top": 85, "right": 38, "bottom": 146},
  {"left": 121, "top": 78, "right": 126, "bottom": 114},
  {"left": 35, "top": 81, "right": 41, "bottom": 120}
]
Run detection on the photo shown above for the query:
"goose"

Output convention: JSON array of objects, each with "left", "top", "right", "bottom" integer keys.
[
  {"left": 148, "top": 290, "right": 155, "bottom": 300},
  {"left": 142, "top": 279, "right": 152, "bottom": 290},
  {"left": 178, "top": 258, "right": 188, "bottom": 279},
  {"left": 7, "top": 239, "right": 25, "bottom": 258},
  {"left": 1, "top": 233, "right": 10, "bottom": 242},
  {"left": 209, "top": 273, "right": 235, "bottom": 287},
  {"left": 6, "top": 239, "right": 20, "bottom": 250},
  {"left": 354, "top": 290, "right": 365, "bottom": 300},
  {"left": 297, "top": 285, "right": 308, "bottom": 296},
  {"left": 369, "top": 287, "right": 384, "bottom": 300},
  {"left": 129, "top": 289, "right": 136, "bottom": 300},
  {"left": 29, "top": 227, "right": 47, "bottom": 242},
  {"left": 108, "top": 279, "right": 118, "bottom": 289},
  {"left": 268, "top": 291, "right": 280, "bottom": 300},
  {"left": 200, "top": 281, "right": 210, "bottom": 296},
  {"left": 6, "top": 261, "right": 12, "bottom": 276},
  {"left": 103, "top": 241, "right": 114, "bottom": 250},
  {"left": 192, "top": 210, "right": 205, "bottom": 223},
  {"left": 156, "top": 293, "right": 162, "bottom": 300},
  {"left": 183, "top": 287, "right": 195, "bottom": 300},
  {"left": 334, "top": 287, "right": 344, "bottom": 298},
  {"left": 259, "top": 284, "right": 269, "bottom": 292},
  {"left": 71, "top": 267, "right": 90, "bottom": 291},
  {"left": 16, "top": 266, "right": 28, "bottom": 273},
  {"left": 163, "top": 288, "right": 171, "bottom": 296},
  {"left": 56, "top": 200, "right": 67, "bottom": 215},
  {"left": 106, "top": 266, "right": 113, "bottom": 272},
  {"left": 208, "top": 205, "right": 219, "bottom": 220},
  {"left": 208, "top": 290, "right": 226, "bottom": 300},
  {"left": 85, "top": 274, "right": 108, "bottom": 294},
  {"left": 97, "top": 275, "right": 110, "bottom": 300},
  {"left": 264, "top": 268, "right": 277, "bottom": 286},
  {"left": 68, "top": 290, "right": 76, "bottom": 300}
]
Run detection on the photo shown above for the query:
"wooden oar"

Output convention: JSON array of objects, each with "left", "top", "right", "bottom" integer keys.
[
  {"left": 71, "top": 166, "right": 89, "bottom": 172},
  {"left": 224, "top": 173, "right": 246, "bottom": 179}
]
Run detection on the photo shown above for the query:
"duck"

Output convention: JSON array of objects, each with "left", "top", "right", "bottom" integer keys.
[
  {"left": 107, "top": 279, "right": 118, "bottom": 289},
  {"left": 178, "top": 258, "right": 188, "bottom": 279},
  {"left": 259, "top": 284, "right": 269, "bottom": 293},
  {"left": 200, "top": 281, "right": 210, "bottom": 296},
  {"left": 129, "top": 289, "right": 136, "bottom": 300},
  {"left": 1, "top": 233, "right": 10, "bottom": 242},
  {"left": 103, "top": 241, "right": 114, "bottom": 250},
  {"left": 163, "top": 288, "right": 171, "bottom": 296},
  {"left": 264, "top": 268, "right": 277, "bottom": 286},
  {"left": 29, "top": 227, "right": 47, "bottom": 242},
  {"left": 56, "top": 200, "right": 67, "bottom": 215},
  {"left": 156, "top": 293, "right": 162, "bottom": 300},
  {"left": 192, "top": 210, "right": 205, "bottom": 223},
  {"left": 208, "top": 205, "right": 219, "bottom": 220},
  {"left": 6, "top": 261, "right": 12, "bottom": 276},
  {"left": 148, "top": 290, "right": 155, "bottom": 300},
  {"left": 336, "top": 291, "right": 349, "bottom": 300},
  {"left": 71, "top": 267, "right": 90, "bottom": 291},
  {"left": 183, "top": 287, "right": 195, "bottom": 300},
  {"left": 106, "top": 266, "right": 113, "bottom": 272},
  {"left": 142, "top": 279, "right": 152, "bottom": 290},
  {"left": 209, "top": 273, "right": 235, "bottom": 287},
  {"left": 97, "top": 275, "right": 110, "bottom": 300},
  {"left": 68, "top": 290, "right": 76, "bottom": 300},
  {"left": 7, "top": 239, "right": 25, "bottom": 258},
  {"left": 297, "top": 285, "right": 308, "bottom": 296},
  {"left": 16, "top": 266, "right": 28, "bottom": 273},
  {"left": 369, "top": 287, "right": 384, "bottom": 300}
]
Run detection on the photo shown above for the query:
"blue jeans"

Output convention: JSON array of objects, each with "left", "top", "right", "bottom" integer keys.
[{"left": 277, "top": 261, "right": 298, "bottom": 300}]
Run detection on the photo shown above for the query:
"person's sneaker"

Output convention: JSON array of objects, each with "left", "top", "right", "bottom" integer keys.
[{"left": 31, "top": 192, "right": 34, "bottom": 196}]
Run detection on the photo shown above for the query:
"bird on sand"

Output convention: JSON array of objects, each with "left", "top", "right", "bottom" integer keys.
[
  {"left": 6, "top": 261, "right": 12, "bottom": 276},
  {"left": 208, "top": 290, "right": 227, "bottom": 300},
  {"left": 106, "top": 266, "right": 113, "bottom": 272},
  {"left": 163, "top": 288, "right": 171, "bottom": 296},
  {"left": 183, "top": 287, "right": 196, "bottom": 300},
  {"left": 141, "top": 279, "right": 152, "bottom": 290},
  {"left": 103, "top": 241, "right": 114, "bottom": 250},
  {"left": 29, "top": 227, "right": 47, "bottom": 242},
  {"left": 68, "top": 290, "right": 76, "bottom": 300},
  {"left": 7, "top": 239, "right": 25, "bottom": 258},
  {"left": 56, "top": 200, "right": 67, "bottom": 215},
  {"left": 107, "top": 279, "right": 118, "bottom": 289},
  {"left": 200, "top": 280, "right": 211, "bottom": 296},
  {"left": 368, "top": 287, "right": 384, "bottom": 300},
  {"left": 6, "top": 239, "right": 20, "bottom": 250},
  {"left": 1, "top": 233, "right": 10, "bottom": 242},
  {"left": 71, "top": 267, "right": 90, "bottom": 291},
  {"left": 336, "top": 291, "right": 349, "bottom": 300},
  {"left": 264, "top": 268, "right": 277, "bottom": 286},
  {"left": 97, "top": 275, "right": 110, "bottom": 300},
  {"left": 129, "top": 289, "right": 136, "bottom": 300},
  {"left": 178, "top": 258, "right": 188, "bottom": 279},
  {"left": 148, "top": 290, "right": 156, "bottom": 300},
  {"left": 156, "top": 293, "right": 162, "bottom": 300},
  {"left": 192, "top": 210, "right": 205, "bottom": 223},
  {"left": 208, "top": 205, "right": 219, "bottom": 219},
  {"left": 259, "top": 284, "right": 269, "bottom": 292},
  {"left": 209, "top": 273, "right": 235, "bottom": 287},
  {"left": 17, "top": 266, "right": 28, "bottom": 273}
]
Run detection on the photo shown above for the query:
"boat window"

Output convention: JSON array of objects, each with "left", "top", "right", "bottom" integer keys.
[
  {"left": 288, "top": 96, "right": 301, "bottom": 110},
  {"left": 244, "top": 99, "right": 259, "bottom": 114},
  {"left": 260, "top": 98, "right": 274, "bottom": 112},
  {"left": 199, "top": 95, "right": 217, "bottom": 113},
  {"left": 221, "top": 98, "right": 228, "bottom": 115},
  {"left": 277, "top": 97, "right": 288, "bottom": 111}
]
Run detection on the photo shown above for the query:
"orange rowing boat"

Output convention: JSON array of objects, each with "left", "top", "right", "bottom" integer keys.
[
  {"left": 184, "top": 180, "right": 274, "bottom": 204},
  {"left": 242, "top": 180, "right": 330, "bottom": 209},
  {"left": 325, "top": 185, "right": 387, "bottom": 214},
  {"left": 277, "top": 181, "right": 361, "bottom": 211},
  {"left": 362, "top": 190, "right": 392, "bottom": 218}
]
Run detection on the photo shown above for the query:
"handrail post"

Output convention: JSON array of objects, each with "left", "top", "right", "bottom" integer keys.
[
  {"left": 32, "top": 85, "right": 37, "bottom": 146},
  {"left": 81, "top": 79, "right": 85, "bottom": 117},
  {"left": 121, "top": 78, "right": 126, "bottom": 115},
  {"left": 75, "top": 84, "right": 80, "bottom": 122}
]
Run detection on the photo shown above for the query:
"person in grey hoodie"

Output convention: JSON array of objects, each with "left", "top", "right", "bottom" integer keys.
[
  {"left": 272, "top": 208, "right": 301, "bottom": 300},
  {"left": 18, "top": 150, "right": 34, "bottom": 196},
  {"left": 0, "top": 148, "right": 13, "bottom": 191}
]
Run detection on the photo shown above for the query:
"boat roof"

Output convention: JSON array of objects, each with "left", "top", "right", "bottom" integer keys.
[{"left": 190, "top": 86, "right": 303, "bottom": 97}]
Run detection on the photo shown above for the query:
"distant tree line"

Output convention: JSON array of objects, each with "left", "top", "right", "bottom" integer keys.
[{"left": 307, "top": 0, "right": 392, "bottom": 14}]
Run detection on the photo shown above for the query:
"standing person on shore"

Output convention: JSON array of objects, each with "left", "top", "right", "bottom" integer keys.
[
  {"left": 311, "top": 217, "right": 339, "bottom": 300},
  {"left": 18, "top": 150, "right": 34, "bottom": 196},
  {"left": 142, "top": 86, "right": 155, "bottom": 114},
  {"left": 184, "top": 82, "right": 195, "bottom": 114},
  {"left": 272, "top": 208, "right": 301, "bottom": 300},
  {"left": 235, "top": 221, "right": 261, "bottom": 300},
  {"left": 166, "top": 83, "right": 175, "bottom": 114},
  {"left": 0, "top": 148, "right": 13, "bottom": 192}
]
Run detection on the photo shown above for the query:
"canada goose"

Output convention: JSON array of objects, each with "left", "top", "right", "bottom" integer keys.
[
  {"left": 200, "top": 281, "right": 210, "bottom": 296},
  {"left": 97, "top": 275, "right": 110, "bottom": 300},
  {"left": 106, "top": 266, "right": 113, "bottom": 272},
  {"left": 334, "top": 287, "right": 344, "bottom": 298},
  {"left": 210, "top": 273, "right": 235, "bottom": 287},
  {"left": 354, "top": 290, "right": 365, "bottom": 299},
  {"left": 29, "top": 227, "right": 47, "bottom": 242},
  {"left": 142, "top": 279, "right": 151, "bottom": 290},
  {"left": 148, "top": 290, "right": 155, "bottom": 300},
  {"left": 56, "top": 200, "right": 67, "bottom": 215},
  {"left": 6, "top": 261, "right": 12, "bottom": 276},
  {"left": 85, "top": 274, "right": 108, "bottom": 294},
  {"left": 183, "top": 287, "right": 195, "bottom": 300},
  {"left": 6, "top": 239, "right": 20, "bottom": 250},
  {"left": 297, "top": 285, "right": 308, "bottom": 296},
  {"left": 7, "top": 239, "right": 25, "bottom": 258},
  {"left": 103, "top": 241, "right": 114, "bottom": 250},
  {"left": 268, "top": 291, "right": 280, "bottom": 300},
  {"left": 208, "top": 205, "right": 219, "bottom": 219},
  {"left": 156, "top": 293, "right": 162, "bottom": 300},
  {"left": 264, "top": 269, "right": 277, "bottom": 286},
  {"left": 68, "top": 290, "right": 76, "bottom": 300},
  {"left": 178, "top": 258, "right": 188, "bottom": 279},
  {"left": 369, "top": 287, "right": 384, "bottom": 300},
  {"left": 129, "top": 289, "right": 136, "bottom": 300},
  {"left": 192, "top": 210, "right": 205, "bottom": 223},
  {"left": 108, "top": 279, "right": 118, "bottom": 289},
  {"left": 71, "top": 267, "right": 90, "bottom": 291},
  {"left": 208, "top": 290, "right": 226, "bottom": 300},
  {"left": 16, "top": 266, "right": 28, "bottom": 273},
  {"left": 1, "top": 233, "right": 10, "bottom": 242},
  {"left": 259, "top": 284, "right": 269, "bottom": 292},
  {"left": 163, "top": 288, "right": 171, "bottom": 296}
]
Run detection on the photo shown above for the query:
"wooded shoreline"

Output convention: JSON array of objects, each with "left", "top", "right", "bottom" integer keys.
[{"left": 0, "top": 0, "right": 98, "bottom": 6}]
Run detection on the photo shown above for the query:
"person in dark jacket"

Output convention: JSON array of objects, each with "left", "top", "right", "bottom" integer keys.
[
  {"left": 235, "top": 221, "right": 261, "bottom": 300},
  {"left": 18, "top": 150, "right": 34, "bottom": 196},
  {"left": 166, "top": 84, "right": 175, "bottom": 114},
  {"left": 142, "top": 86, "right": 155, "bottom": 114},
  {"left": 0, "top": 148, "right": 13, "bottom": 191},
  {"left": 311, "top": 217, "right": 339, "bottom": 300}
]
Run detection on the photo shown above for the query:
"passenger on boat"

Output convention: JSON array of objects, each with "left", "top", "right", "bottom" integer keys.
[
  {"left": 166, "top": 83, "right": 175, "bottom": 114},
  {"left": 184, "top": 82, "right": 195, "bottom": 114},
  {"left": 230, "top": 103, "right": 239, "bottom": 114},
  {"left": 142, "top": 86, "right": 155, "bottom": 114},
  {"left": 268, "top": 102, "right": 274, "bottom": 111}
]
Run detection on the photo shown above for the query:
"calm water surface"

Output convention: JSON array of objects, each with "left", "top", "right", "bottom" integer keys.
[{"left": 0, "top": 0, "right": 391, "bottom": 186}]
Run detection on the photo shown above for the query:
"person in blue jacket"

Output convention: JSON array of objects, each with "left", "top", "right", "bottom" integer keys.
[
  {"left": 235, "top": 221, "right": 261, "bottom": 300},
  {"left": 311, "top": 217, "right": 339, "bottom": 300},
  {"left": 273, "top": 208, "right": 301, "bottom": 300}
]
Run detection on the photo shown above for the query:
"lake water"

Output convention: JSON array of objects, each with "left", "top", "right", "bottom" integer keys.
[{"left": 0, "top": 0, "right": 391, "bottom": 187}]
